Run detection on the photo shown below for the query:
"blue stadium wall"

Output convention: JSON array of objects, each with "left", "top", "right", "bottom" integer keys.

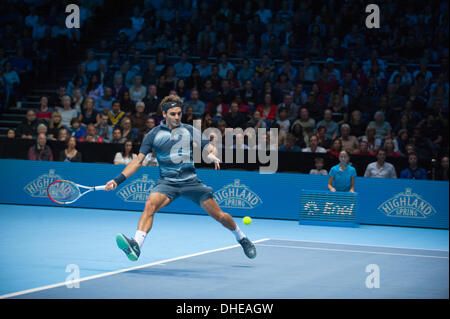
[{"left": 0, "top": 159, "right": 448, "bottom": 229}]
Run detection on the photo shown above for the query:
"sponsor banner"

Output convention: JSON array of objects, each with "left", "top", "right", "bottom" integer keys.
[{"left": 0, "top": 159, "right": 448, "bottom": 229}]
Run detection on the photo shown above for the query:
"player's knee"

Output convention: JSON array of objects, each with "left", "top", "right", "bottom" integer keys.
[
  {"left": 218, "top": 212, "right": 230, "bottom": 224},
  {"left": 144, "top": 201, "right": 157, "bottom": 216}
]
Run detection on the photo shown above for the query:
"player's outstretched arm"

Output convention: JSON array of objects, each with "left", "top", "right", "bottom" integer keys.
[{"left": 105, "top": 153, "right": 146, "bottom": 191}]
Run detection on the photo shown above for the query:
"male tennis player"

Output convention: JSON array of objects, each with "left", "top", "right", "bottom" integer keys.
[{"left": 105, "top": 95, "right": 257, "bottom": 261}]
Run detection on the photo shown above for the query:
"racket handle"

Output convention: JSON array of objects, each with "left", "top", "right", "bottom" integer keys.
[{"left": 94, "top": 185, "right": 107, "bottom": 191}]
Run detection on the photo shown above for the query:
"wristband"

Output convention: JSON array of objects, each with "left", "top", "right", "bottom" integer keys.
[{"left": 113, "top": 173, "right": 127, "bottom": 186}]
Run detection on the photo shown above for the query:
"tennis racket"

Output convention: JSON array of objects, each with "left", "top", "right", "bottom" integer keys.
[{"left": 47, "top": 180, "right": 106, "bottom": 204}]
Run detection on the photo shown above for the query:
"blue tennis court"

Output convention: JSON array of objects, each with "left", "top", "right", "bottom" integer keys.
[{"left": 0, "top": 204, "right": 448, "bottom": 299}]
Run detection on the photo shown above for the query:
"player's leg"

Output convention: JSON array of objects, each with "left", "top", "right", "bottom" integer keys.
[
  {"left": 137, "top": 192, "right": 172, "bottom": 233},
  {"left": 116, "top": 192, "right": 172, "bottom": 261},
  {"left": 200, "top": 197, "right": 257, "bottom": 259}
]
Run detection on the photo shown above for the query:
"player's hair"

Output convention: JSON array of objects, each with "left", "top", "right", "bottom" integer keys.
[{"left": 159, "top": 94, "right": 183, "bottom": 113}]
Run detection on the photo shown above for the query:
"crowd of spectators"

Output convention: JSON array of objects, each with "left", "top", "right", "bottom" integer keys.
[
  {"left": 2, "top": 0, "right": 449, "bottom": 180},
  {"left": 0, "top": 0, "right": 103, "bottom": 109}
]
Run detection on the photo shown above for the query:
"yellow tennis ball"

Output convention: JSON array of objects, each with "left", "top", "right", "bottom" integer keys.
[{"left": 243, "top": 216, "right": 252, "bottom": 225}]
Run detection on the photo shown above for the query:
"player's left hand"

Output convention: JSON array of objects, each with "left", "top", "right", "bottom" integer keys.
[{"left": 207, "top": 153, "right": 221, "bottom": 170}]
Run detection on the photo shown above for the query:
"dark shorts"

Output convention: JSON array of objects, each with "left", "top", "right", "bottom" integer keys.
[{"left": 151, "top": 178, "right": 214, "bottom": 206}]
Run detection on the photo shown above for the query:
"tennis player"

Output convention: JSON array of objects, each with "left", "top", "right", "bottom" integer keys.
[{"left": 105, "top": 95, "right": 257, "bottom": 261}]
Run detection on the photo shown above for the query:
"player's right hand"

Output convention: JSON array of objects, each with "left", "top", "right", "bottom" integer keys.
[{"left": 105, "top": 180, "right": 118, "bottom": 191}]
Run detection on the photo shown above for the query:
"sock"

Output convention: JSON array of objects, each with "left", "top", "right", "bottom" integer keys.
[
  {"left": 134, "top": 230, "right": 147, "bottom": 248},
  {"left": 232, "top": 225, "right": 246, "bottom": 242}
]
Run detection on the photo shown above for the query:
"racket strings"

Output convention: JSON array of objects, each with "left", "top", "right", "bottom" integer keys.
[{"left": 48, "top": 181, "right": 81, "bottom": 203}]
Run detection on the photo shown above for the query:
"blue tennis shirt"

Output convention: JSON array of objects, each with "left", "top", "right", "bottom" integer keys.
[
  {"left": 329, "top": 164, "right": 357, "bottom": 192},
  {"left": 139, "top": 121, "right": 210, "bottom": 183}
]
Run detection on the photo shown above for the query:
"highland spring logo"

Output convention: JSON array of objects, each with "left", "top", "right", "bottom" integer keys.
[
  {"left": 116, "top": 174, "right": 156, "bottom": 203},
  {"left": 214, "top": 179, "right": 262, "bottom": 209},
  {"left": 377, "top": 188, "right": 437, "bottom": 219},
  {"left": 24, "top": 169, "right": 63, "bottom": 198}
]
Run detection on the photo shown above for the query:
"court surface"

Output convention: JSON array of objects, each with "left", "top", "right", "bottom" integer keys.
[{"left": 0, "top": 204, "right": 448, "bottom": 299}]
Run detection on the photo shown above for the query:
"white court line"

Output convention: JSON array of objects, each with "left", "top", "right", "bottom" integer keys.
[
  {"left": 268, "top": 238, "right": 449, "bottom": 252},
  {"left": 256, "top": 243, "right": 449, "bottom": 259},
  {"left": 0, "top": 238, "right": 271, "bottom": 299}
]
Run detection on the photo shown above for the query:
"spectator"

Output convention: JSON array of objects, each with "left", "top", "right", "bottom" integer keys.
[
  {"left": 16, "top": 110, "right": 38, "bottom": 139},
  {"left": 219, "top": 79, "right": 236, "bottom": 105},
  {"left": 383, "top": 138, "right": 401, "bottom": 157},
  {"left": 120, "top": 90, "right": 135, "bottom": 115},
  {"left": 302, "top": 135, "right": 326, "bottom": 153},
  {"left": 82, "top": 49, "right": 99, "bottom": 73},
  {"left": 277, "top": 93, "right": 299, "bottom": 121},
  {"left": 96, "top": 113, "right": 113, "bottom": 143},
  {"left": 434, "top": 156, "right": 449, "bottom": 181},
  {"left": 72, "top": 89, "right": 85, "bottom": 113},
  {"left": 316, "top": 109, "right": 339, "bottom": 140},
  {"left": 86, "top": 73, "right": 104, "bottom": 101},
  {"left": 79, "top": 97, "right": 100, "bottom": 126},
  {"left": 218, "top": 53, "right": 235, "bottom": 79},
  {"left": 196, "top": 57, "right": 212, "bottom": 79},
  {"left": 111, "top": 73, "right": 128, "bottom": 100},
  {"left": 298, "top": 57, "right": 320, "bottom": 85},
  {"left": 174, "top": 51, "right": 193, "bottom": 78},
  {"left": 359, "top": 125, "right": 382, "bottom": 152},
  {"left": 58, "top": 136, "right": 82, "bottom": 162},
  {"left": 142, "top": 150, "right": 158, "bottom": 167},
  {"left": 57, "top": 95, "right": 78, "bottom": 128},
  {"left": 48, "top": 112, "right": 63, "bottom": 141},
  {"left": 309, "top": 157, "right": 328, "bottom": 175},
  {"left": 237, "top": 59, "right": 254, "bottom": 84},
  {"left": 7, "top": 129, "right": 15, "bottom": 139},
  {"left": 36, "top": 96, "right": 53, "bottom": 122},
  {"left": 79, "top": 124, "right": 104, "bottom": 143},
  {"left": 364, "top": 149, "right": 397, "bottom": 178},
  {"left": 279, "top": 133, "right": 301, "bottom": 152},
  {"left": 112, "top": 127, "right": 126, "bottom": 143},
  {"left": 108, "top": 101, "right": 127, "bottom": 128},
  {"left": 129, "top": 101, "right": 147, "bottom": 137},
  {"left": 27, "top": 133, "right": 53, "bottom": 161},
  {"left": 129, "top": 75, "right": 147, "bottom": 103},
  {"left": 223, "top": 100, "right": 247, "bottom": 129},
  {"left": 328, "top": 138, "right": 343, "bottom": 160},
  {"left": 185, "top": 89, "right": 206, "bottom": 117},
  {"left": 276, "top": 107, "right": 291, "bottom": 136},
  {"left": 143, "top": 117, "right": 156, "bottom": 135},
  {"left": 291, "top": 83, "right": 308, "bottom": 107},
  {"left": 95, "top": 86, "right": 116, "bottom": 111},
  {"left": 120, "top": 117, "right": 138, "bottom": 143},
  {"left": 328, "top": 150, "right": 357, "bottom": 192},
  {"left": 256, "top": 93, "right": 277, "bottom": 121},
  {"left": 400, "top": 152, "right": 427, "bottom": 180},
  {"left": 348, "top": 109, "right": 366, "bottom": 138},
  {"left": 57, "top": 128, "right": 69, "bottom": 142},
  {"left": 354, "top": 140, "right": 375, "bottom": 156},
  {"left": 143, "top": 84, "right": 160, "bottom": 116},
  {"left": 114, "top": 140, "right": 137, "bottom": 165},
  {"left": 339, "top": 124, "right": 359, "bottom": 154},
  {"left": 290, "top": 122, "right": 306, "bottom": 149},
  {"left": 247, "top": 109, "right": 267, "bottom": 131},
  {"left": 67, "top": 118, "right": 86, "bottom": 141},
  {"left": 240, "top": 79, "right": 258, "bottom": 108},
  {"left": 2, "top": 61, "right": 21, "bottom": 105},
  {"left": 368, "top": 111, "right": 392, "bottom": 140},
  {"left": 205, "top": 95, "right": 229, "bottom": 119},
  {"left": 316, "top": 125, "right": 332, "bottom": 149}
]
